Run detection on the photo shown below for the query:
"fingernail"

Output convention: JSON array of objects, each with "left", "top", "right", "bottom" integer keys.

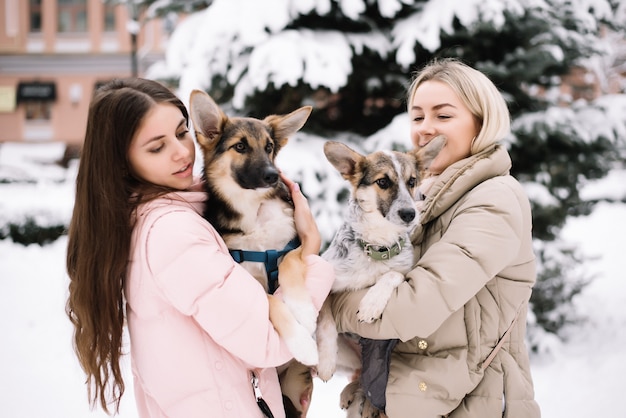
[{"left": 293, "top": 182, "right": 301, "bottom": 192}]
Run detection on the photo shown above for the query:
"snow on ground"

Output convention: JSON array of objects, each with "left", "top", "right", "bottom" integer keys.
[
  {"left": 0, "top": 142, "right": 624, "bottom": 417},
  {"left": 531, "top": 201, "right": 626, "bottom": 417}
]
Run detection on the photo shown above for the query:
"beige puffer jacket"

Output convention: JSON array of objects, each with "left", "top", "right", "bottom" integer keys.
[{"left": 332, "top": 144, "right": 541, "bottom": 417}]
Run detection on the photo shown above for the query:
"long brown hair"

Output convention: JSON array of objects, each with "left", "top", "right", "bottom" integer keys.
[{"left": 66, "top": 78, "right": 189, "bottom": 414}]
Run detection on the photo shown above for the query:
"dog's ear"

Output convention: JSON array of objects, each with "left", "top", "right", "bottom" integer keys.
[
  {"left": 265, "top": 106, "right": 313, "bottom": 151},
  {"left": 323, "top": 141, "right": 364, "bottom": 182},
  {"left": 413, "top": 135, "right": 447, "bottom": 177},
  {"left": 189, "top": 90, "right": 228, "bottom": 150}
]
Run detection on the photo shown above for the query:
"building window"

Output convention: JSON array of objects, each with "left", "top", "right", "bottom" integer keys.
[
  {"left": 104, "top": 3, "right": 116, "bottom": 32},
  {"left": 29, "top": 0, "right": 42, "bottom": 32},
  {"left": 58, "top": 0, "right": 87, "bottom": 33},
  {"left": 17, "top": 82, "right": 56, "bottom": 121},
  {"left": 24, "top": 102, "right": 52, "bottom": 120}
]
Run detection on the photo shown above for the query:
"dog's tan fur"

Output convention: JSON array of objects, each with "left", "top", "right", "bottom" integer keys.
[{"left": 189, "top": 90, "right": 317, "bottom": 417}]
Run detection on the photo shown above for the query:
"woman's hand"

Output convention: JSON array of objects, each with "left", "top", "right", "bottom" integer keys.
[{"left": 280, "top": 173, "right": 321, "bottom": 257}]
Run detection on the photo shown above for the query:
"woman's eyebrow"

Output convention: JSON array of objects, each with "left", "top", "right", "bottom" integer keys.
[
  {"left": 433, "top": 103, "right": 457, "bottom": 110},
  {"left": 411, "top": 103, "right": 457, "bottom": 111}
]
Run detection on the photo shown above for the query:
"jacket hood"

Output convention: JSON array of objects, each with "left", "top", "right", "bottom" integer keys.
[{"left": 420, "top": 144, "right": 511, "bottom": 224}]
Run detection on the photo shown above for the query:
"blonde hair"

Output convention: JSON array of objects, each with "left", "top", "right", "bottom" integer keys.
[{"left": 407, "top": 58, "right": 510, "bottom": 154}]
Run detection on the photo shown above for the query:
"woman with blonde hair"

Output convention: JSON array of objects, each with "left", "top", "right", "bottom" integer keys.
[{"left": 332, "top": 58, "right": 541, "bottom": 417}]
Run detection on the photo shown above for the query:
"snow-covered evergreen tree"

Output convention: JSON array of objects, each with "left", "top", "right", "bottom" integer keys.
[{"left": 147, "top": 0, "right": 626, "bottom": 341}]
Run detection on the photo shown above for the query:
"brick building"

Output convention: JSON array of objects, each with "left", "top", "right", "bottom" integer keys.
[
  {"left": 1, "top": 1, "right": 623, "bottom": 147},
  {"left": 0, "top": 0, "right": 171, "bottom": 145}
]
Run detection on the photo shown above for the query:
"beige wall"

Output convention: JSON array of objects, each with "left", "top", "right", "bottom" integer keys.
[{"left": 0, "top": 0, "right": 24, "bottom": 52}]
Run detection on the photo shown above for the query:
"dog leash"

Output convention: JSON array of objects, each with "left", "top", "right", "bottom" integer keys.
[
  {"left": 229, "top": 237, "right": 301, "bottom": 294},
  {"left": 251, "top": 370, "right": 275, "bottom": 418}
]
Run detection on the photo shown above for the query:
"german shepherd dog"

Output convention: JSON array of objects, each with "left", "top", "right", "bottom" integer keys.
[
  {"left": 316, "top": 137, "right": 445, "bottom": 418},
  {"left": 189, "top": 90, "right": 317, "bottom": 417}
]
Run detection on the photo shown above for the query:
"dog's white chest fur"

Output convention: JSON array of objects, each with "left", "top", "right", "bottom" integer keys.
[
  {"left": 224, "top": 198, "right": 296, "bottom": 286},
  {"left": 227, "top": 198, "right": 295, "bottom": 251}
]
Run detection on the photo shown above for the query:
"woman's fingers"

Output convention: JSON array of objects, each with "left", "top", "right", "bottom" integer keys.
[{"left": 280, "top": 173, "right": 321, "bottom": 256}]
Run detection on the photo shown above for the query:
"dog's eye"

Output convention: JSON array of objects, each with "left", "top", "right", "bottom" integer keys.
[
  {"left": 375, "top": 178, "right": 390, "bottom": 189},
  {"left": 407, "top": 177, "right": 416, "bottom": 188},
  {"left": 233, "top": 142, "right": 247, "bottom": 153},
  {"left": 265, "top": 142, "right": 274, "bottom": 154}
]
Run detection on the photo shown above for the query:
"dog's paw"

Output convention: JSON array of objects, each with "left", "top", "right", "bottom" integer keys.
[
  {"left": 284, "top": 327, "right": 319, "bottom": 366},
  {"left": 356, "top": 292, "right": 386, "bottom": 323},
  {"left": 315, "top": 354, "right": 337, "bottom": 382},
  {"left": 342, "top": 382, "right": 369, "bottom": 418},
  {"left": 295, "top": 340, "right": 319, "bottom": 367},
  {"left": 357, "top": 283, "right": 390, "bottom": 323},
  {"left": 339, "top": 380, "right": 361, "bottom": 410},
  {"left": 315, "top": 325, "right": 339, "bottom": 381},
  {"left": 283, "top": 297, "right": 318, "bottom": 335},
  {"left": 362, "top": 398, "right": 382, "bottom": 418}
]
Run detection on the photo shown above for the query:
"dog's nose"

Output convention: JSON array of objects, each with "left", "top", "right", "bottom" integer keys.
[
  {"left": 398, "top": 208, "right": 416, "bottom": 223},
  {"left": 263, "top": 167, "right": 279, "bottom": 186}
]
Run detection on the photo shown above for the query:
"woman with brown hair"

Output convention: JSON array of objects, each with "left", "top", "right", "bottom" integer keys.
[{"left": 66, "top": 78, "right": 333, "bottom": 418}]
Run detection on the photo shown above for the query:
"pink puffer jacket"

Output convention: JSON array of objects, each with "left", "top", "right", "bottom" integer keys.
[{"left": 125, "top": 189, "right": 334, "bottom": 418}]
